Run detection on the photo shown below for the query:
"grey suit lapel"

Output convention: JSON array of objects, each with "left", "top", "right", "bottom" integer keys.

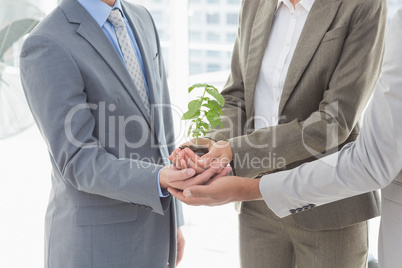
[
  {"left": 278, "top": 0, "right": 342, "bottom": 115},
  {"left": 122, "top": 2, "right": 169, "bottom": 160},
  {"left": 122, "top": 2, "right": 161, "bottom": 114},
  {"left": 60, "top": 0, "right": 152, "bottom": 125},
  {"left": 245, "top": 0, "right": 278, "bottom": 119}
]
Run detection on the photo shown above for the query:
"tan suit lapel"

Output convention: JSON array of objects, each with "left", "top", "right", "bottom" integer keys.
[
  {"left": 278, "top": 0, "right": 342, "bottom": 115},
  {"left": 245, "top": 0, "right": 278, "bottom": 119}
]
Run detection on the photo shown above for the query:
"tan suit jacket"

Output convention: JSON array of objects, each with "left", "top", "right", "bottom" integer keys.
[
  {"left": 208, "top": 0, "right": 387, "bottom": 230},
  {"left": 260, "top": 9, "right": 402, "bottom": 266}
]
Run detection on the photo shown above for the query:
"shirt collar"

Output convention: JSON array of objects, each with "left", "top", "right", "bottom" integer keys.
[
  {"left": 300, "top": 0, "right": 315, "bottom": 11},
  {"left": 276, "top": 0, "right": 315, "bottom": 12},
  {"left": 77, "top": 0, "right": 124, "bottom": 27}
]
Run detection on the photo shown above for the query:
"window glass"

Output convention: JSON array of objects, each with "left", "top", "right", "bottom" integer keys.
[
  {"left": 207, "top": 13, "right": 220, "bottom": 24},
  {"left": 207, "top": 50, "right": 221, "bottom": 58},
  {"left": 206, "top": 32, "right": 220, "bottom": 42},
  {"left": 226, "top": 13, "right": 238, "bottom": 25},
  {"left": 188, "top": 0, "right": 240, "bottom": 75}
]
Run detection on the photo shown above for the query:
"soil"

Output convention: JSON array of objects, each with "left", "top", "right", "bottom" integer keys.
[{"left": 179, "top": 145, "right": 209, "bottom": 157}]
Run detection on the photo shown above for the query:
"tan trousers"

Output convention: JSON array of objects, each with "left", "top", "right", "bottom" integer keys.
[{"left": 239, "top": 200, "right": 368, "bottom": 268}]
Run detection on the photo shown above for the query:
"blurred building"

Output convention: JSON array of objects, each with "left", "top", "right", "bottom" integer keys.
[
  {"left": 137, "top": 0, "right": 241, "bottom": 76},
  {"left": 133, "top": 0, "right": 402, "bottom": 80},
  {"left": 388, "top": 0, "right": 402, "bottom": 22},
  {"left": 187, "top": 0, "right": 241, "bottom": 74}
]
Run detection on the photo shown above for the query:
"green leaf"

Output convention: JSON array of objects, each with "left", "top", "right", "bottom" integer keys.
[
  {"left": 184, "top": 83, "right": 224, "bottom": 136},
  {"left": 206, "top": 110, "right": 223, "bottom": 129},
  {"left": 188, "top": 83, "right": 209, "bottom": 93},
  {"left": 206, "top": 109, "right": 220, "bottom": 118},
  {"left": 192, "top": 129, "right": 201, "bottom": 137},
  {"left": 200, "top": 128, "right": 206, "bottom": 136},
  {"left": 206, "top": 87, "right": 225, "bottom": 107},
  {"left": 217, "top": 120, "right": 224, "bottom": 128},
  {"left": 210, "top": 121, "right": 219, "bottom": 129},
  {"left": 182, "top": 99, "right": 202, "bottom": 120},
  {"left": 203, "top": 100, "right": 223, "bottom": 115},
  {"left": 200, "top": 96, "right": 210, "bottom": 102},
  {"left": 187, "top": 124, "right": 193, "bottom": 137},
  {"left": 182, "top": 111, "right": 192, "bottom": 120},
  {"left": 182, "top": 110, "right": 200, "bottom": 120},
  {"left": 188, "top": 99, "right": 202, "bottom": 116},
  {"left": 206, "top": 84, "right": 218, "bottom": 90},
  {"left": 200, "top": 122, "right": 210, "bottom": 132},
  {"left": 192, "top": 110, "right": 201, "bottom": 119}
]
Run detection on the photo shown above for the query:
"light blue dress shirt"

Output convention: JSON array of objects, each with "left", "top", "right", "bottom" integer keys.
[
  {"left": 77, "top": 0, "right": 168, "bottom": 197},
  {"left": 77, "top": 0, "right": 150, "bottom": 98}
]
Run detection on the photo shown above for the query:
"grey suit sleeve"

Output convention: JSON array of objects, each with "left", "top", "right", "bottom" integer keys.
[
  {"left": 20, "top": 34, "right": 169, "bottom": 215},
  {"left": 260, "top": 9, "right": 402, "bottom": 218},
  {"left": 175, "top": 200, "right": 185, "bottom": 227}
]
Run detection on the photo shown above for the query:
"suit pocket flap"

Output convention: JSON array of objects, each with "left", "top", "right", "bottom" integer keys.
[
  {"left": 76, "top": 202, "right": 138, "bottom": 226},
  {"left": 321, "top": 25, "right": 348, "bottom": 43}
]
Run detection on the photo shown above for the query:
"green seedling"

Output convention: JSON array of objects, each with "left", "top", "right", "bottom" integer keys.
[{"left": 182, "top": 83, "right": 225, "bottom": 147}]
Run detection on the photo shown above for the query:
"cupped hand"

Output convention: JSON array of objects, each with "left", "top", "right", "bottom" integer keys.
[
  {"left": 159, "top": 164, "right": 223, "bottom": 190},
  {"left": 197, "top": 140, "right": 233, "bottom": 170},
  {"left": 168, "top": 175, "right": 262, "bottom": 206},
  {"left": 168, "top": 138, "right": 216, "bottom": 170}
]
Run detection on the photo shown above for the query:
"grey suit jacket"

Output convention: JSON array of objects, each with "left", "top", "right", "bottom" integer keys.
[
  {"left": 20, "top": 0, "right": 182, "bottom": 267},
  {"left": 207, "top": 0, "right": 387, "bottom": 230},
  {"left": 260, "top": 6, "right": 402, "bottom": 224}
]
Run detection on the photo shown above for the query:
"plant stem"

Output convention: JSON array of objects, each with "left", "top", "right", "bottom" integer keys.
[
  {"left": 201, "top": 88, "right": 207, "bottom": 99},
  {"left": 194, "top": 88, "right": 208, "bottom": 147}
]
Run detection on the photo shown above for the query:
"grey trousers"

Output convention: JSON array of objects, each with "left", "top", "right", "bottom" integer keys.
[{"left": 239, "top": 200, "right": 368, "bottom": 268}]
